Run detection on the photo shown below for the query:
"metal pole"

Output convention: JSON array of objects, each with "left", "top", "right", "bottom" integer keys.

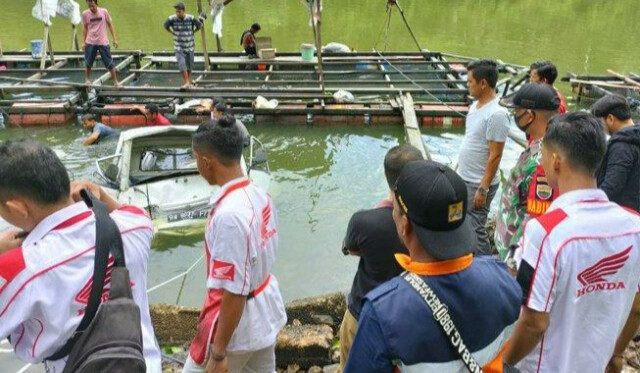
[{"left": 197, "top": 0, "right": 211, "bottom": 71}]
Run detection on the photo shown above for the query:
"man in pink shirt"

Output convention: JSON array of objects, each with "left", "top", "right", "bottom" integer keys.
[{"left": 82, "top": 0, "right": 120, "bottom": 87}]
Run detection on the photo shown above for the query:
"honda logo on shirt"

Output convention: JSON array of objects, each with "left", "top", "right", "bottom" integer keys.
[
  {"left": 260, "top": 204, "right": 277, "bottom": 248},
  {"left": 576, "top": 246, "right": 632, "bottom": 298},
  {"left": 212, "top": 260, "right": 235, "bottom": 281},
  {"left": 75, "top": 257, "right": 135, "bottom": 315}
]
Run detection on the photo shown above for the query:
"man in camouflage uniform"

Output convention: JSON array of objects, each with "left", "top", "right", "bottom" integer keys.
[{"left": 495, "top": 84, "right": 561, "bottom": 266}]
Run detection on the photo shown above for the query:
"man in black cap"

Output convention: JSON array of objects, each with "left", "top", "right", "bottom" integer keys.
[
  {"left": 164, "top": 2, "right": 202, "bottom": 89},
  {"left": 494, "top": 84, "right": 560, "bottom": 269},
  {"left": 344, "top": 160, "right": 520, "bottom": 373},
  {"left": 592, "top": 94, "right": 640, "bottom": 211}
]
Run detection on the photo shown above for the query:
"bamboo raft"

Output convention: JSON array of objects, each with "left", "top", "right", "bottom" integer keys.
[
  {"left": 0, "top": 50, "right": 527, "bottom": 127},
  {"left": 562, "top": 71, "right": 640, "bottom": 106}
]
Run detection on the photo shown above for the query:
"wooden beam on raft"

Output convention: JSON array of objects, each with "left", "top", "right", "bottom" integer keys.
[
  {"left": 197, "top": 0, "right": 211, "bottom": 71},
  {"left": 129, "top": 68, "right": 460, "bottom": 76},
  {"left": 399, "top": 93, "right": 431, "bottom": 160},
  {"left": 71, "top": 25, "right": 80, "bottom": 51},
  {"left": 607, "top": 69, "right": 640, "bottom": 89},
  {"left": 92, "top": 55, "right": 135, "bottom": 86},
  {"left": 314, "top": 0, "right": 325, "bottom": 92}
]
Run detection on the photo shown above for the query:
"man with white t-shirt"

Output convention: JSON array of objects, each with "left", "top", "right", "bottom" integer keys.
[
  {"left": 458, "top": 59, "right": 511, "bottom": 255},
  {"left": 504, "top": 113, "right": 640, "bottom": 373},
  {"left": 183, "top": 114, "right": 286, "bottom": 373},
  {"left": 0, "top": 139, "right": 161, "bottom": 373}
]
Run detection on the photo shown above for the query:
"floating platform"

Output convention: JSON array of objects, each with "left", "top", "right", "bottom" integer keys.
[
  {"left": 562, "top": 71, "right": 640, "bottom": 106},
  {"left": 0, "top": 50, "right": 527, "bottom": 127}
]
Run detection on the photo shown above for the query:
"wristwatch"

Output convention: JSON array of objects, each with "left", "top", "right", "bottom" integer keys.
[
  {"left": 209, "top": 346, "right": 226, "bottom": 361},
  {"left": 477, "top": 186, "right": 488, "bottom": 196}
]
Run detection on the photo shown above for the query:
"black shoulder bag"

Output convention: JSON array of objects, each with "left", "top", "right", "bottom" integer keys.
[{"left": 46, "top": 190, "right": 146, "bottom": 373}]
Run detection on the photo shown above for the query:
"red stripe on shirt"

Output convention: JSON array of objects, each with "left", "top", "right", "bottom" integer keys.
[
  {"left": 0, "top": 247, "right": 26, "bottom": 294},
  {"left": 52, "top": 211, "right": 93, "bottom": 230},
  {"left": 31, "top": 318, "right": 44, "bottom": 358},
  {"left": 0, "top": 225, "right": 152, "bottom": 320},
  {"left": 525, "top": 209, "right": 568, "bottom": 307},
  {"left": 116, "top": 205, "right": 149, "bottom": 217}
]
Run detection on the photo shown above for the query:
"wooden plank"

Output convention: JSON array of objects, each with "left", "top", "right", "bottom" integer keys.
[
  {"left": 607, "top": 69, "right": 640, "bottom": 89},
  {"left": 399, "top": 93, "right": 430, "bottom": 160},
  {"left": 93, "top": 85, "right": 467, "bottom": 94},
  {"left": 197, "top": 78, "right": 466, "bottom": 85},
  {"left": 92, "top": 55, "right": 134, "bottom": 86},
  {"left": 129, "top": 69, "right": 457, "bottom": 76},
  {"left": 197, "top": 0, "right": 210, "bottom": 71}
]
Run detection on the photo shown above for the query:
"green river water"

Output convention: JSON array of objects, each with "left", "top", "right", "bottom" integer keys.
[{"left": 1, "top": 0, "right": 639, "bottom": 305}]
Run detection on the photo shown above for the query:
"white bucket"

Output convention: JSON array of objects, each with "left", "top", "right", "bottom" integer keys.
[{"left": 31, "top": 40, "right": 43, "bottom": 59}]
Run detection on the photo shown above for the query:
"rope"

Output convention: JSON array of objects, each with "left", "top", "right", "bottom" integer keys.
[
  {"left": 146, "top": 254, "right": 204, "bottom": 294},
  {"left": 374, "top": 49, "right": 469, "bottom": 118}
]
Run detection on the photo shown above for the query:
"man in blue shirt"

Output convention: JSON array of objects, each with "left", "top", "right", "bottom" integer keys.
[
  {"left": 344, "top": 161, "right": 521, "bottom": 373},
  {"left": 82, "top": 113, "right": 116, "bottom": 146}
]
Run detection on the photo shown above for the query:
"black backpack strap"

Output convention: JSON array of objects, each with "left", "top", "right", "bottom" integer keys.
[{"left": 46, "top": 189, "right": 125, "bottom": 361}]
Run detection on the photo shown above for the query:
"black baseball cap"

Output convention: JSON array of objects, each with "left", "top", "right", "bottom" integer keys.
[
  {"left": 174, "top": 2, "right": 185, "bottom": 10},
  {"left": 394, "top": 161, "right": 477, "bottom": 260},
  {"left": 500, "top": 83, "right": 560, "bottom": 111}
]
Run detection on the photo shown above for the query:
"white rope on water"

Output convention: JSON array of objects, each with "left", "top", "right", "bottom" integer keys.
[
  {"left": 146, "top": 254, "right": 204, "bottom": 294},
  {"left": 15, "top": 364, "right": 32, "bottom": 373}
]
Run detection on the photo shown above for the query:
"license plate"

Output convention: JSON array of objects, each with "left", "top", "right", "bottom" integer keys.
[{"left": 167, "top": 208, "right": 209, "bottom": 223}]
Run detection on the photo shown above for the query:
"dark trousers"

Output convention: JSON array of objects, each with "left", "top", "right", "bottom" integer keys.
[{"left": 465, "top": 181, "right": 499, "bottom": 256}]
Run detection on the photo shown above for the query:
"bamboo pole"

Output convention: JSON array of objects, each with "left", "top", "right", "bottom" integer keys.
[
  {"left": 607, "top": 69, "right": 640, "bottom": 89},
  {"left": 71, "top": 25, "right": 80, "bottom": 51},
  {"left": 40, "top": 26, "right": 50, "bottom": 69},
  {"left": 314, "top": 0, "right": 325, "bottom": 92},
  {"left": 197, "top": 0, "right": 211, "bottom": 71}
]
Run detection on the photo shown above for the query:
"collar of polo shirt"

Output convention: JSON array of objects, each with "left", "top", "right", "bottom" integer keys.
[
  {"left": 545, "top": 189, "right": 608, "bottom": 214},
  {"left": 23, "top": 202, "right": 92, "bottom": 247},
  {"left": 209, "top": 176, "right": 251, "bottom": 207}
]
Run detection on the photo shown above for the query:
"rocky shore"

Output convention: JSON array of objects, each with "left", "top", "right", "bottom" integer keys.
[
  {"left": 153, "top": 293, "right": 346, "bottom": 372},
  {"left": 152, "top": 290, "right": 640, "bottom": 372}
]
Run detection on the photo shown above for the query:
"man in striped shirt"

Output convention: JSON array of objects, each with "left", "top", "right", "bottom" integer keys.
[{"left": 164, "top": 2, "right": 202, "bottom": 89}]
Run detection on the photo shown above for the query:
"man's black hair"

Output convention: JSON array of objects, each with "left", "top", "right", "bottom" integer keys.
[
  {"left": 0, "top": 139, "right": 70, "bottom": 205},
  {"left": 86, "top": 0, "right": 98, "bottom": 4},
  {"left": 145, "top": 103, "right": 159, "bottom": 114},
  {"left": 467, "top": 59, "right": 499, "bottom": 89},
  {"left": 81, "top": 113, "right": 95, "bottom": 122},
  {"left": 212, "top": 96, "right": 225, "bottom": 105},
  {"left": 214, "top": 103, "right": 228, "bottom": 113},
  {"left": 384, "top": 144, "right": 424, "bottom": 188},
  {"left": 530, "top": 61, "right": 559, "bottom": 85},
  {"left": 544, "top": 112, "right": 607, "bottom": 177},
  {"left": 193, "top": 114, "right": 243, "bottom": 166},
  {"left": 591, "top": 94, "right": 632, "bottom": 121},
  {"left": 251, "top": 23, "right": 261, "bottom": 31}
]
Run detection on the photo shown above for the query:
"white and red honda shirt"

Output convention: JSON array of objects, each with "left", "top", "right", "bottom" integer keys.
[
  {"left": 189, "top": 176, "right": 287, "bottom": 365},
  {"left": 0, "top": 202, "right": 162, "bottom": 373},
  {"left": 516, "top": 189, "right": 640, "bottom": 373}
]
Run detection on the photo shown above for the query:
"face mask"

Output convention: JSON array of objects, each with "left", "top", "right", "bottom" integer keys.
[{"left": 513, "top": 110, "right": 535, "bottom": 133}]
